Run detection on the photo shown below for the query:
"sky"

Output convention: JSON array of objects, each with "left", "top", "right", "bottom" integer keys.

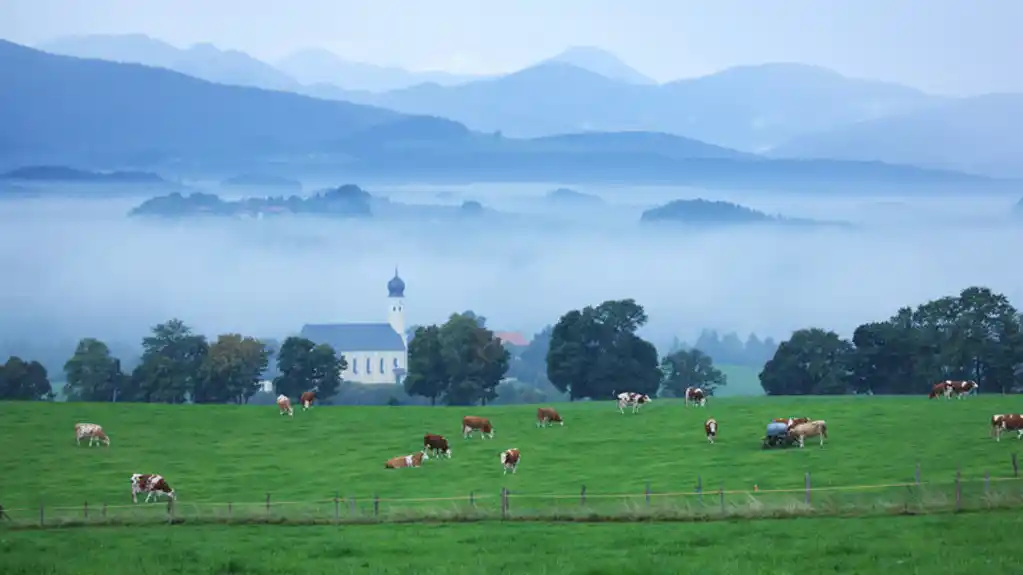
[{"left": 1, "top": 0, "right": 1021, "bottom": 95}]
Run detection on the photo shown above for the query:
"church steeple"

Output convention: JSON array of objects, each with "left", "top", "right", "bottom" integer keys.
[
  {"left": 387, "top": 267, "right": 406, "bottom": 345},
  {"left": 387, "top": 267, "right": 405, "bottom": 298}
]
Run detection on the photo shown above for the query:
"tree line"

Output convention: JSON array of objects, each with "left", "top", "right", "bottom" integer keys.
[{"left": 759, "top": 286, "right": 1023, "bottom": 395}]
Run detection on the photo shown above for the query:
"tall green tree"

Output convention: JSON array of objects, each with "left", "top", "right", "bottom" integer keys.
[
  {"left": 404, "top": 325, "right": 449, "bottom": 405},
  {"left": 507, "top": 325, "right": 552, "bottom": 387},
  {"left": 308, "top": 343, "right": 346, "bottom": 401},
  {"left": 273, "top": 337, "right": 347, "bottom": 400},
  {"left": 126, "top": 319, "right": 208, "bottom": 403},
  {"left": 759, "top": 328, "right": 853, "bottom": 395},
  {"left": 194, "top": 334, "right": 271, "bottom": 403},
  {"left": 547, "top": 299, "right": 661, "bottom": 400},
  {"left": 62, "top": 338, "right": 126, "bottom": 402},
  {"left": 660, "top": 348, "right": 727, "bottom": 397},
  {"left": 0, "top": 356, "right": 54, "bottom": 400}
]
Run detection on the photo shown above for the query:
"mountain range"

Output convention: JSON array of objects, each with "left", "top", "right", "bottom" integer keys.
[{"left": 1, "top": 38, "right": 1017, "bottom": 187}]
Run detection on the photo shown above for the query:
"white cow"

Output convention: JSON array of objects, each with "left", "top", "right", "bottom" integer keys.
[{"left": 615, "top": 391, "right": 652, "bottom": 414}]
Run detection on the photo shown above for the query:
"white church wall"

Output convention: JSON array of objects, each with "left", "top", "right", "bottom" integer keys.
[{"left": 343, "top": 350, "right": 407, "bottom": 385}]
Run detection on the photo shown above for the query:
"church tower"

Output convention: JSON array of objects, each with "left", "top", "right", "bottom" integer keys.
[{"left": 387, "top": 268, "right": 406, "bottom": 344}]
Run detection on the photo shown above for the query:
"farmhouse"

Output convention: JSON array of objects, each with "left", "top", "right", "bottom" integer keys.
[{"left": 300, "top": 269, "right": 409, "bottom": 385}]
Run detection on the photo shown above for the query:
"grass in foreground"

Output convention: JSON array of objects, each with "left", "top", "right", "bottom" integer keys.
[
  {"left": 3, "top": 396, "right": 1023, "bottom": 524},
  {"left": 3, "top": 511, "right": 1022, "bottom": 574}
]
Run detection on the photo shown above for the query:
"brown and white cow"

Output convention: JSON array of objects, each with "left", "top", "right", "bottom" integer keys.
[
  {"left": 462, "top": 416, "right": 494, "bottom": 439},
  {"left": 684, "top": 387, "right": 707, "bottom": 407},
  {"left": 300, "top": 391, "right": 316, "bottom": 410},
  {"left": 74, "top": 422, "right": 110, "bottom": 447},
  {"left": 788, "top": 420, "right": 828, "bottom": 448},
  {"left": 130, "top": 473, "right": 175, "bottom": 503},
  {"left": 928, "top": 381, "right": 953, "bottom": 399},
  {"left": 385, "top": 451, "right": 428, "bottom": 469},
  {"left": 615, "top": 391, "right": 652, "bottom": 414},
  {"left": 773, "top": 417, "right": 810, "bottom": 430},
  {"left": 704, "top": 418, "right": 718, "bottom": 443},
  {"left": 423, "top": 433, "right": 452, "bottom": 458},
  {"left": 946, "top": 380, "right": 979, "bottom": 399},
  {"left": 500, "top": 448, "right": 521, "bottom": 475},
  {"left": 992, "top": 414, "right": 1023, "bottom": 441},
  {"left": 277, "top": 394, "right": 293, "bottom": 417},
  {"left": 536, "top": 407, "right": 564, "bottom": 428}
]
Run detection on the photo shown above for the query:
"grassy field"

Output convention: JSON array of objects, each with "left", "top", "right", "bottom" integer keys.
[
  {"left": 3, "top": 512, "right": 1023, "bottom": 574},
  {"left": 2, "top": 395, "right": 1023, "bottom": 525}
]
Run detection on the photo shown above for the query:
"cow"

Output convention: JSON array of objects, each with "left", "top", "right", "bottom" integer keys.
[
  {"left": 423, "top": 433, "right": 452, "bottom": 458},
  {"left": 992, "top": 414, "right": 1023, "bottom": 441},
  {"left": 276, "top": 394, "right": 293, "bottom": 417},
  {"left": 462, "top": 416, "right": 494, "bottom": 439},
  {"left": 788, "top": 420, "right": 828, "bottom": 448},
  {"left": 773, "top": 417, "right": 810, "bottom": 430},
  {"left": 300, "top": 391, "right": 316, "bottom": 410},
  {"left": 928, "top": 381, "right": 953, "bottom": 399},
  {"left": 536, "top": 407, "right": 564, "bottom": 428},
  {"left": 500, "top": 448, "right": 521, "bottom": 475},
  {"left": 614, "top": 391, "right": 652, "bottom": 414},
  {"left": 704, "top": 418, "right": 718, "bottom": 443},
  {"left": 74, "top": 422, "right": 110, "bottom": 447},
  {"left": 385, "top": 451, "right": 428, "bottom": 469},
  {"left": 946, "top": 380, "right": 979, "bottom": 399},
  {"left": 684, "top": 387, "right": 707, "bottom": 407},
  {"left": 130, "top": 473, "right": 175, "bottom": 503}
]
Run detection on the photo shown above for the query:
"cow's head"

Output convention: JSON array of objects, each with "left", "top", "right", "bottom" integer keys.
[{"left": 640, "top": 394, "right": 652, "bottom": 404}]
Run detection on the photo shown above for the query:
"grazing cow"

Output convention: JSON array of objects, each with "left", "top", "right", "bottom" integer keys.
[
  {"left": 423, "top": 433, "right": 452, "bottom": 458},
  {"left": 772, "top": 417, "right": 810, "bottom": 430},
  {"left": 74, "top": 422, "right": 110, "bottom": 447},
  {"left": 130, "top": 473, "right": 175, "bottom": 503},
  {"left": 615, "top": 391, "right": 652, "bottom": 414},
  {"left": 946, "top": 380, "right": 979, "bottom": 399},
  {"left": 500, "top": 448, "right": 521, "bottom": 475},
  {"left": 704, "top": 418, "right": 718, "bottom": 443},
  {"left": 300, "top": 391, "right": 316, "bottom": 410},
  {"left": 462, "top": 416, "right": 494, "bottom": 439},
  {"left": 788, "top": 420, "right": 828, "bottom": 448},
  {"left": 276, "top": 394, "right": 293, "bottom": 417},
  {"left": 992, "top": 414, "right": 1023, "bottom": 441},
  {"left": 928, "top": 381, "right": 953, "bottom": 399},
  {"left": 385, "top": 451, "right": 428, "bottom": 469},
  {"left": 536, "top": 407, "right": 564, "bottom": 428},
  {"left": 684, "top": 387, "right": 707, "bottom": 407}
]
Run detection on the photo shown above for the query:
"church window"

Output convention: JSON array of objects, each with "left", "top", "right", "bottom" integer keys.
[
  {"left": 380, "top": 358, "right": 385, "bottom": 373},
  {"left": 352, "top": 358, "right": 358, "bottom": 374},
  {"left": 393, "top": 357, "right": 399, "bottom": 369},
  {"left": 366, "top": 357, "right": 371, "bottom": 373}
]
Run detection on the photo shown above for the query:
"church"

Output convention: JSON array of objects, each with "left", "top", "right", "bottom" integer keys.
[{"left": 299, "top": 270, "right": 409, "bottom": 385}]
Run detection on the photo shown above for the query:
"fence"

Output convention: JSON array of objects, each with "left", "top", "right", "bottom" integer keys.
[{"left": 4, "top": 461, "right": 1023, "bottom": 530}]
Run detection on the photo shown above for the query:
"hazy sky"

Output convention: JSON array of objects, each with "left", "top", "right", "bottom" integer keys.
[{"left": 2, "top": 0, "right": 1020, "bottom": 95}]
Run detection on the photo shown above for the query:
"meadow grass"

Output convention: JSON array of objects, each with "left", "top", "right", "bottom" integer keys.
[
  {"left": 2, "top": 511, "right": 1022, "bottom": 574},
  {"left": 2, "top": 395, "right": 1023, "bottom": 526}
]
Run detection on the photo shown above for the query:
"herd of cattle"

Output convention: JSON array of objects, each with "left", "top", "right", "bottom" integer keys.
[{"left": 68, "top": 379, "right": 1023, "bottom": 504}]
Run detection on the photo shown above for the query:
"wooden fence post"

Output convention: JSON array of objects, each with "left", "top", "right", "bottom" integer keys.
[
  {"left": 469, "top": 491, "right": 475, "bottom": 508},
  {"left": 718, "top": 484, "right": 725, "bottom": 515},
  {"left": 373, "top": 494, "right": 379, "bottom": 517},
  {"left": 102, "top": 503, "right": 107, "bottom": 519},
  {"left": 645, "top": 483, "right": 651, "bottom": 506},
  {"left": 696, "top": 475, "right": 703, "bottom": 504},
  {"left": 84, "top": 501, "right": 89, "bottom": 519},
  {"left": 334, "top": 492, "right": 340, "bottom": 523},
  {"left": 955, "top": 468, "right": 962, "bottom": 512},
  {"left": 805, "top": 472, "right": 811, "bottom": 505},
  {"left": 166, "top": 498, "right": 174, "bottom": 522},
  {"left": 915, "top": 462, "right": 921, "bottom": 485},
  {"left": 265, "top": 493, "right": 271, "bottom": 519},
  {"left": 39, "top": 503, "right": 44, "bottom": 527},
  {"left": 580, "top": 485, "right": 586, "bottom": 506},
  {"left": 227, "top": 502, "right": 232, "bottom": 520},
  {"left": 1013, "top": 454, "right": 1019, "bottom": 477}
]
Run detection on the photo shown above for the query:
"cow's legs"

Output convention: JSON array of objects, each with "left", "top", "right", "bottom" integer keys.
[{"left": 798, "top": 436, "right": 805, "bottom": 448}]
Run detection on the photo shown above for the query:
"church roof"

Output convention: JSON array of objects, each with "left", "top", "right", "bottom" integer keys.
[{"left": 300, "top": 323, "right": 406, "bottom": 352}]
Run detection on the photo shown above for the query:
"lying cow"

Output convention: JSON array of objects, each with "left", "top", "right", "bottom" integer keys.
[
  {"left": 773, "top": 417, "right": 810, "bottom": 430},
  {"left": 277, "top": 394, "right": 293, "bottom": 417},
  {"left": 615, "top": 391, "right": 652, "bottom": 414},
  {"left": 385, "top": 451, "right": 428, "bottom": 469},
  {"left": 992, "top": 414, "right": 1023, "bottom": 441},
  {"left": 947, "top": 380, "right": 979, "bottom": 399},
  {"left": 462, "top": 416, "right": 494, "bottom": 439},
  {"left": 131, "top": 473, "right": 175, "bottom": 503},
  {"left": 685, "top": 387, "right": 707, "bottom": 407},
  {"left": 536, "top": 407, "right": 564, "bottom": 428},
  {"left": 704, "top": 418, "right": 718, "bottom": 443},
  {"left": 423, "top": 433, "right": 452, "bottom": 458},
  {"left": 501, "top": 448, "right": 521, "bottom": 475},
  {"left": 928, "top": 381, "right": 952, "bottom": 399},
  {"left": 300, "top": 390, "right": 316, "bottom": 410},
  {"left": 74, "top": 422, "right": 110, "bottom": 447},
  {"left": 789, "top": 420, "right": 828, "bottom": 448}
]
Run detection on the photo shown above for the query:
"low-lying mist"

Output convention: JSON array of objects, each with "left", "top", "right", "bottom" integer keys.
[{"left": 3, "top": 182, "right": 1022, "bottom": 351}]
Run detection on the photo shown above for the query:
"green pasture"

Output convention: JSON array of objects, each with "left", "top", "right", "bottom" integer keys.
[
  {"left": 3, "top": 512, "right": 1022, "bottom": 574},
  {"left": 2, "top": 395, "right": 1023, "bottom": 524}
]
